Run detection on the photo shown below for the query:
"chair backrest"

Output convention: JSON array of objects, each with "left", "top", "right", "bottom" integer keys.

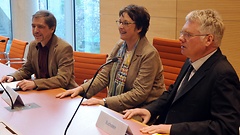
[
  {"left": 8, "top": 38, "right": 28, "bottom": 69},
  {"left": 73, "top": 51, "right": 108, "bottom": 98},
  {"left": 153, "top": 37, "right": 187, "bottom": 90},
  {"left": 9, "top": 38, "right": 28, "bottom": 58},
  {"left": 73, "top": 51, "right": 108, "bottom": 85},
  {"left": 0, "top": 36, "right": 9, "bottom": 60}
]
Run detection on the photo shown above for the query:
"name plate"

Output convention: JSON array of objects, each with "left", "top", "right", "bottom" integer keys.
[{"left": 96, "top": 110, "right": 132, "bottom": 135}]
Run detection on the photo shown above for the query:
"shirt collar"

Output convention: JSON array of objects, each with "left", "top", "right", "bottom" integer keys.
[
  {"left": 36, "top": 36, "right": 53, "bottom": 49},
  {"left": 191, "top": 49, "right": 217, "bottom": 71}
]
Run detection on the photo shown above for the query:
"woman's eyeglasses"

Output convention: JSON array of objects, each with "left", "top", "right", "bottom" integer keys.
[{"left": 116, "top": 20, "right": 135, "bottom": 27}]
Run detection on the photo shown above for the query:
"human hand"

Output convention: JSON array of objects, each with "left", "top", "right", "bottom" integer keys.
[
  {"left": 81, "top": 98, "right": 104, "bottom": 106},
  {"left": 1, "top": 75, "right": 14, "bottom": 83},
  {"left": 123, "top": 108, "right": 151, "bottom": 124},
  {"left": 17, "top": 79, "right": 36, "bottom": 91},
  {"left": 140, "top": 124, "right": 171, "bottom": 134},
  {"left": 56, "top": 86, "right": 83, "bottom": 98}
]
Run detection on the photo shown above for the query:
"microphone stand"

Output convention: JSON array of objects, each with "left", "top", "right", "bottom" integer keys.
[
  {"left": 64, "top": 57, "right": 118, "bottom": 135},
  {"left": 0, "top": 83, "right": 14, "bottom": 109}
]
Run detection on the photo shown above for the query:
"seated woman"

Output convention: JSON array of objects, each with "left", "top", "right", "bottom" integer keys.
[{"left": 56, "top": 4, "right": 166, "bottom": 113}]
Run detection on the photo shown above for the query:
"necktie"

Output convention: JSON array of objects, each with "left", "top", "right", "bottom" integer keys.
[{"left": 174, "top": 65, "right": 193, "bottom": 100}]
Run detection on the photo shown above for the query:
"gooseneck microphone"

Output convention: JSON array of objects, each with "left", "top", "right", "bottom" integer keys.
[
  {"left": 0, "top": 83, "right": 14, "bottom": 109},
  {"left": 0, "top": 40, "right": 6, "bottom": 42},
  {"left": 64, "top": 57, "right": 118, "bottom": 135}
]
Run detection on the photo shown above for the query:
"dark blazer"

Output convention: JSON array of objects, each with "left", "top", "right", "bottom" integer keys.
[{"left": 145, "top": 48, "right": 240, "bottom": 135}]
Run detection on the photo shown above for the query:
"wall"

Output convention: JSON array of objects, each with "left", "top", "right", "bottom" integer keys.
[
  {"left": 11, "top": 0, "right": 37, "bottom": 41},
  {"left": 11, "top": 0, "right": 38, "bottom": 58},
  {"left": 100, "top": 0, "right": 240, "bottom": 76}
]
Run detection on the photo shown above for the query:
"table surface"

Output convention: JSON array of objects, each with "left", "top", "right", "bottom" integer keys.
[
  {"left": 0, "top": 63, "right": 150, "bottom": 135},
  {"left": 0, "top": 63, "right": 16, "bottom": 77},
  {"left": 0, "top": 88, "right": 150, "bottom": 135}
]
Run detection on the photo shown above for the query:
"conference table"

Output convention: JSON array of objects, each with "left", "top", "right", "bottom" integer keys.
[{"left": 0, "top": 63, "right": 151, "bottom": 135}]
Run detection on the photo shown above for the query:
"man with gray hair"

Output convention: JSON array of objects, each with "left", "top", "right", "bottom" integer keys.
[{"left": 123, "top": 9, "right": 240, "bottom": 135}]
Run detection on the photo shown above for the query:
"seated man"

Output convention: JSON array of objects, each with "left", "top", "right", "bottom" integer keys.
[
  {"left": 123, "top": 9, "right": 240, "bottom": 135},
  {"left": 0, "top": 10, "right": 78, "bottom": 90}
]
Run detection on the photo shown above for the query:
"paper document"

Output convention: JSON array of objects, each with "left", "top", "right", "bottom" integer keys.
[{"left": 0, "top": 81, "right": 21, "bottom": 92}]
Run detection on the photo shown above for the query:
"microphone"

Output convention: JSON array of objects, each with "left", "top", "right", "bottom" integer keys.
[
  {"left": 0, "top": 82, "right": 14, "bottom": 109},
  {"left": 64, "top": 57, "right": 118, "bottom": 135},
  {"left": 0, "top": 40, "right": 6, "bottom": 42}
]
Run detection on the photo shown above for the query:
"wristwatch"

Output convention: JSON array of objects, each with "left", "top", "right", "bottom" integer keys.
[{"left": 103, "top": 98, "right": 108, "bottom": 108}]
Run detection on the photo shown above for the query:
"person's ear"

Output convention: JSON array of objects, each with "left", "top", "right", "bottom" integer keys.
[
  {"left": 205, "top": 34, "right": 214, "bottom": 46},
  {"left": 136, "top": 27, "right": 142, "bottom": 34},
  {"left": 51, "top": 26, "right": 55, "bottom": 32}
]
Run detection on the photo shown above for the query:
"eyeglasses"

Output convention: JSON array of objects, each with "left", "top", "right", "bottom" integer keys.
[
  {"left": 116, "top": 20, "right": 135, "bottom": 27},
  {"left": 180, "top": 31, "right": 209, "bottom": 39}
]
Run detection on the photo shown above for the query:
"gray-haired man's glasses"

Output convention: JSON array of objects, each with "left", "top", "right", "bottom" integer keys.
[{"left": 180, "top": 31, "right": 209, "bottom": 39}]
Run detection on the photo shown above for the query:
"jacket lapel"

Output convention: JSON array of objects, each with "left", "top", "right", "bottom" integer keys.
[
  {"left": 47, "top": 35, "right": 57, "bottom": 77},
  {"left": 171, "top": 48, "right": 222, "bottom": 104},
  {"left": 33, "top": 43, "right": 40, "bottom": 78},
  {"left": 173, "top": 68, "right": 206, "bottom": 102},
  {"left": 130, "top": 37, "right": 146, "bottom": 64}
]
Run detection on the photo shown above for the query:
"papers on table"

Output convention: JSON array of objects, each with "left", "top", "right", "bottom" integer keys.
[{"left": 0, "top": 81, "right": 21, "bottom": 93}]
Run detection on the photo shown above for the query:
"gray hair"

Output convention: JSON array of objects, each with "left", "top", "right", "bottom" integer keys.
[{"left": 186, "top": 9, "right": 225, "bottom": 47}]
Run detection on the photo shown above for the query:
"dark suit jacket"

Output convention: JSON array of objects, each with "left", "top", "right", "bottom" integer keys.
[
  {"left": 11, "top": 34, "right": 78, "bottom": 90},
  {"left": 145, "top": 48, "right": 240, "bottom": 135}
]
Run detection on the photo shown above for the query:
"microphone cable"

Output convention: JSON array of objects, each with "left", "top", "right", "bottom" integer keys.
[
  {"left": 64, "top": 57, "right": 118, "bottom": 135},
  {"left": 0, "top": 83, "right": 14, "bottom": 109}
]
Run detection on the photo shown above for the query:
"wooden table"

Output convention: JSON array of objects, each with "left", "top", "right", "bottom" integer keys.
[
  {"left": 0, "top": 89, "right": 148, "bottom": 135},
  {"left": 0, "top": 63, "right": 16, "bottom": 77},
  {"left": 0, "top": 63, "right": 149, "bottom": 135},
  {"left": 0, "top": 61, "right": 170, "bottom": 135}
]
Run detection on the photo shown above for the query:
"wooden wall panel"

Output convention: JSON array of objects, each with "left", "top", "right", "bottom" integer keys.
[
  {"left": 100, "top": 0, "right": 177, "bottom": 54},
  {"left": 100, "top": 0, "right": 240, "bottom": 76},
  {"left": 176, "top": 0, "right": 240, "bottom": 21},
  {"left": 100, "top": 0, "right": 177, "bottom": 17},
  {"left": 148, "top": 18, "right": 176, "bottom": 42},
  {"left": 100, "top": 13, "right": 120, "bottom": 54},
  {"left": 220, "top": 21, "right": 240, "bottom": 76}
]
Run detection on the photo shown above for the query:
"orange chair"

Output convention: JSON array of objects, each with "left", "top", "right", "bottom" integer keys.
[
  {"left": 153, "top": 37, "right": 187, "bottom": 90},
  {"left": 1, "top": 38, "right": 28, "bottom": 69},
  {"left": 0, "top": 36, "right": 9, "bottom": 61},
  {"left": 73, "top": 51, "right": 108, "bottom": 98}
]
